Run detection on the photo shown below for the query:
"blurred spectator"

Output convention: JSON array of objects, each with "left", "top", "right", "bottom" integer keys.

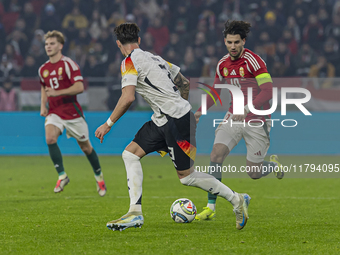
[
  {"left": 88, "top": 9, "right": 107, "bottom": 40},
  {"left": 3, "top": 43, "right": 23, "bottom": 71},
  {"left": 107, "top": 12, "right": 125, "bottom": 27},
  {"left": 140, "top": 32, "right": 155, "bottom": 54},
  {"left": 6, "top": 29, "right": 28, "bottom": 58},
  {"left": 325, "top": 15, "right": 340, "bottom": 42},
  {"left": 257, "top": 31, "right": 276, "bottom": 56},
  {"left": 281, "top": 29, "right": 298, "bottom": 55},
  {"left": 0, "top": 22, "right": 6, "bottom": 55},
  {"left": 271, "top": 60, "right": 288, "bottom": 77},
  {"left": 294, "top": 8, "right": 307, "bottom": 32},
  {"left": 69, "top": 45, "right": 87, "bottom": 70},
  {"left": 147, "top": 16, "right": 169, "bottom": 55},
  {"left": 20, "top": 55, "right": 38, "bottom": 77},
  {"left": 91, "top": 42, "right": 109, "bottom": 66},
  {"left": 40, "top": 3, "right": 61, "bottom": 33},
  {"left": 261, "top": 11, "right": 282, "bottom": 43},
  {"left": 83, "top": 54, "right": 105, "bottom": 77},
  {"left": 318, "top": 8, "right": 331, "bottom": 28},
  {"left": 273, "top": 1, "right": 286, "bottom": 26},
  {"left": 201, "top": 56, "right": 218, "bottom": 77},
  {"left": 62, "top": 6, "right": 88, "bottom": 30},
  {"left": 308, "top": 55, "right": 335, "bottom": 88},
  {"left": 0, "top": 77, "right": 18, "bottom": 111},
  {"left": 289, "top": 0, "right": 308, "bottom": 17},
  {"left": 162, "top": 33, "right": 184, "bottom": 57},
  {"left": 285, "top": 16, "right": 301, "bottom": 43},
  {"left": 170, "top": 5, "right": 192, "bottom": 34},
  {"left": 294, "top": 43, "right": 318, "bottom": 76},
  {"left": 164, "top": 48, "right": 180, "bottom": 65},
  {"left": 137, "top": 0, "right": 161, "bottom": 20},
  {"left": 20, "top": 2, "right": 37, "bottom": 40},
  {"left": 132, "top": 8, "right": 149, "bottom": 34},
  {"left": 30, "top": 29, "right": 45, "bottom": 53},
  {"left": 69, "top": 28, "right": 92, "bottom": 53},
  {"left": 272, "top": 41, "right": 294, "bottom": 76},
  {"left": 302, "top": 14, "right": 324, "bottom": 50},
  {"left": 254, "top": 44, "right": 274, "bottom": 68},
  {"left": 0, "top": 54, "right": 16, "bottom": 78},
  {"left": 180, "top": 47, "right": 203, "bottom": 78},
  {"left": 323, "top": 37, "right": 340, "bottom": 75},
  {"left": 3, "top": 0, "right": 22, "bottom": 13},
  {"left": 312, "top": 0, "right": 332, "bottom": 14},
  {"left": 28, "top": 43, "right": 46, "bottom": 67}
]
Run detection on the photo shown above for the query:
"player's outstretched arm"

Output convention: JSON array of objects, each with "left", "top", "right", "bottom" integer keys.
[
  {"left": 45, "top": 82, "right": 84, "bottom": 97},
  {"left": 95, "top": 85, "right": 135, "bottom": 143},
  {"left": 173, "top": 72, "right": 190, "bottom": 100}
]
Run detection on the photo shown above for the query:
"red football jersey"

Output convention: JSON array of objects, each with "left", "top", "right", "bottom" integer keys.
[
  {"left": 215, "top": 48, "right": 272, "bottom": 122},
  {"left": 38, "top": 56, "right": 84, "bottom": 120}
]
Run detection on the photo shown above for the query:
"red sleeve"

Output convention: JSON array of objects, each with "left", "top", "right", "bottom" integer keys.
[
  {"left": 252, "top": 82, "right": 273, "bottom": 109},
  {"left": 38, "top": 67, "right": 46, "bottom": 87},
  {"left": 246, "top": 51, "right": 269, "bottom": 77},
  {"left": 64, "top": 58, "right": 83, "bottom": 84},
  {"left": 197, "top": 72, "right": 222, "bottom": 112}
]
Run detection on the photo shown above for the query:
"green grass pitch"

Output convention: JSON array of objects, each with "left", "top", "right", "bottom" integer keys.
[{"left": 1, "top": 155, "right": 339, "bottom": 254}]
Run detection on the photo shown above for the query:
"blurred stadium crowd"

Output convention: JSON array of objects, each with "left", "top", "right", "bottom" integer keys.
[{"left": 0, "top": 0, "right": 340, "bottom": 111}]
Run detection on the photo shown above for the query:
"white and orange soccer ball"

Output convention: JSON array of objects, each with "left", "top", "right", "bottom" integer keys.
[{"left": 170, "top": 198, "right": 197, "bottom": 223}]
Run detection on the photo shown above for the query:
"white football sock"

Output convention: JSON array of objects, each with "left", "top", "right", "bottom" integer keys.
[
  {"left": 180, "top": 171, "right": 239, "bottom": 207},
  {"left": 122, "top": 150, "right": 143, "bottom": 213},
  {"left": 207, "top": 203, "right": 216, "bottom": 211}
]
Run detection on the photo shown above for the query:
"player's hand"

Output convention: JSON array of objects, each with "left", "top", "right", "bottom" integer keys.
[
  {"left": 232, "top": 109, "right": 248, "bottom": 122},
  {"left": 45, "top": 87, "right": 59, "bottom": 97},
  {"left": 40, "top": 107, "right": 48, "bottom": 117},
  {"left": 194, "top": 111, "right": 202, "bottom": 124},
  {"left": 95, "top": 123, "right": 111, "bottom": 143}
]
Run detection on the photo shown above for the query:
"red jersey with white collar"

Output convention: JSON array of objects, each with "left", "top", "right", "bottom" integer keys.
[
  {"left": 39, "top": 56, "right": 84, "bottom": 120},
  {"left": 214, "top": 48, "right": 273, "bottom": 122}
]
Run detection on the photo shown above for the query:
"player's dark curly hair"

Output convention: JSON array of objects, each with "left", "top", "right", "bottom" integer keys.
[
  {"left": 223, "top": 20, "right": 251, "bottom": 39},
  {"left": 114, "top": 23, "right": 140, "bottom": 45}
]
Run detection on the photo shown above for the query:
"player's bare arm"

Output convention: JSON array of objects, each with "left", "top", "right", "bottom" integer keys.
[
  {"left": 40, "top": 86, "right": 48, "bottom": 117},
  {"left": 45, "top": 81, "right": 84, "bottom": 97},
  {"left": 95, "top": 85, "right": 136, "bottom": 143},
  {"left": 173, "top": 72, "right": 190, "bottom": 100}
]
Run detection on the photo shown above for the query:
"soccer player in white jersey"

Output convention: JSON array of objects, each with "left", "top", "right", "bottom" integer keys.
[
  {"left": 194, "top": 20, "right": 283, "bottom": 221},
  {"left": 95, "top": 23, "right": 251, "bottom": 231}
]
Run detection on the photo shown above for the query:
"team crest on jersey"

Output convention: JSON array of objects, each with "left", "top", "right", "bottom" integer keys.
[
  {"left": 239, "top": 67, "right": 245, "bottom": 77},
  {"left": 43, "top": 70, "right": 49, "bottom": 78},
  {"left": 58, "top": 67, "right": 63, "bottom": 80},
  {"left": 223, "top": 67, "right": 228, "bottom": 76}
]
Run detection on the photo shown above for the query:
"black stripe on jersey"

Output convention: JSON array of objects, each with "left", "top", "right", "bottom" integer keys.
[{"left": 144, "top": 77, "right": 164, "bottom": 94}]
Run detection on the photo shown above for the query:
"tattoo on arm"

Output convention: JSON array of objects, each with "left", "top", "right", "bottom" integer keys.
[{"left": 173, "top": 72, "right": 190, "bottom": 100}]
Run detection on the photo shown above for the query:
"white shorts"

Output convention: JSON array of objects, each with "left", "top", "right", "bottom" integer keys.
[
  {"left": 45, "top": 114, "right": 89, "bottom": 142},
  {"left": 214, "top": 112, "right": 271, "bottom": 163}
]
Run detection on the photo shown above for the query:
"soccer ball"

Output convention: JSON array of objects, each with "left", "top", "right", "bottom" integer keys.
[{"left": 170, "top": 198, "right": 196, "bottom": 223}]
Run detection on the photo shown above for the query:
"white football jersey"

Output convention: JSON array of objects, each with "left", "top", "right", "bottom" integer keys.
[{"left": 120, "top": 48, "right": 191, "bottom": 126}]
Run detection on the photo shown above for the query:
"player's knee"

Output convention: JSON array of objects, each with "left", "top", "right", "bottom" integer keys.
[
  {"left": 179, "top": 174, "right": 191, "bottom": 186},
  {"left": 122, "top": 150, "right": 140, "bottom": 163},
  {"left": 46, "top": 136, "right": 57, "bottom": 145},
  {"left": 80, "top": 145, "right": 92, "bottom": 155}
]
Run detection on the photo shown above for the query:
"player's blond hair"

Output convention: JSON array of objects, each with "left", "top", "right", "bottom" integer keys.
[{"left": 44, "top": 30, "right": 65, "bottom": 45}]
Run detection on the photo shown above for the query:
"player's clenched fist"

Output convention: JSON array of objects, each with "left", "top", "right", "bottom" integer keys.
[{"left": 95, "top": 123, "right": 111, "bottom": 143}]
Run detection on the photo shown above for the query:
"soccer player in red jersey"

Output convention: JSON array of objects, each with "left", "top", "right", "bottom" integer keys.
[
  {"left": 194, "top": 21, "right": 284, "bottom": 220},
  {"left": 39, "top": 30, "right": 107, "bottom": 196}
]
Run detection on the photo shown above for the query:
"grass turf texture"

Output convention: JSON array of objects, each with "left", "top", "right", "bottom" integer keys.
[{"left": 0, "top": 155, "right": 339, "bottom": 255}]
